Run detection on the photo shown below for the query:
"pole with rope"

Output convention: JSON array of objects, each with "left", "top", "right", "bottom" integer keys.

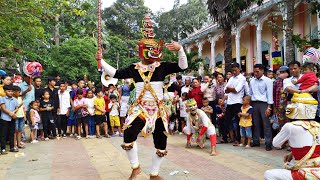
[{"left": 97, "top": 0, "right": 102, "bottom": 70}]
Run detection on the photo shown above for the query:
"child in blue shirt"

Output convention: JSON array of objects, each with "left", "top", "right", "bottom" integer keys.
[{"left": 0, "top": 85, "right": 21, "bottom": 154}]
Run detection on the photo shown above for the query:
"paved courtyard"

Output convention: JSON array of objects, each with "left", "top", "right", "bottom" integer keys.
[{"left": 0, "top": 134, "right": 287, "bottom": 180}]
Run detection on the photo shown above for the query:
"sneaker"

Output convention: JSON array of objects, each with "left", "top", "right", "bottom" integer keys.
[
  {"left": 239, "top": 144, "right": 244, "bottom": 147},
  {"left": 179, "top": 132, "right": 184, "bottom": 135},
  {"left": 111, "top": 134, "right": 116, "bottom": 137},
  {"left": 115, "top": 131, "right": 119, "bottom": 135},
  {"left": 119, "top": 133, "right": 123, "bottom": 137},
  {"left": 31, "top": 140, "right": 38, "bottom": 144},
  {"left": 245, "top": 145, "right": 251, "bottom": 148},
  {"left": 86, "top": 136, "right": 89, "bottom": 139},
  {"left": 1, "top": 149, "right": 8, "bottom": 155},
  {"left": 10, "top": 148, "right": 19, "bottom": 152},
  {"left": 62, "top": 134, "right": 67, "bottom": 138},
  {"left": 76, "top": 136, "right": 82, "bottom": 140},
  {"left": 44, "top": 137, "right": 49, "bottom": 141},
  {"left": 96, "top": 135, "right": 102, "bottom": 139},
  {"left": 69, "top": 133, "right": 74, "bottom": 137}
]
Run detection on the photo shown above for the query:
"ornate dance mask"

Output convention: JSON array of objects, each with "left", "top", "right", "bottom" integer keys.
[
  {"left": 286, "top": 93, "right": 318, "bottom": 120},
  {"left": 186, "top": 98, "right": 198, "bottom": 115},
  {"left": 138, "top": 16, "right": 164, "bottom": 63}
]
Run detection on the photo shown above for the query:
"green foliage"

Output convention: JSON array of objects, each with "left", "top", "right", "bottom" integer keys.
[
  {"left": 155, "top": 0, "right": 208, "bottom": 41},
  {"left": 43, "top": 38, "right": 100, "bottom": 83},
  {"left": 103, "top": 0, "right": 151, "bottom": 39},
  {"left": 104, "top": 35, "right": 140, "bottom": 68}
]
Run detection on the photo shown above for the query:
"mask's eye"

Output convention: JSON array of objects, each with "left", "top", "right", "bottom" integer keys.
[{"left": 149, "top": 47, "right": 153, "bottom": 51}]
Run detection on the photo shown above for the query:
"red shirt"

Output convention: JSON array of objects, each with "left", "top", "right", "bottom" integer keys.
[
  {"left": 296, "top": 72, "right": 319, "bottom": 90},
  {"left": 103, "top": 95, "right": 111, "bottom": 112},
  {"left": 188, "top": 86, "right": 203, "bottom": 107}
]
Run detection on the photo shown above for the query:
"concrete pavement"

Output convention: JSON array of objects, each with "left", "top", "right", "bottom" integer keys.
[{"left": 0, "top": 134, "right": 287, "bottom": 180}]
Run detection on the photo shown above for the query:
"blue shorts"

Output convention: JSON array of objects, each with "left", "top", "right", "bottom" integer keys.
[
  {"left": 68, "top": 118, "right": 76, "bottom": 126},
  {"left": 15, "top": 118, "right": 24, "bottom": 131},
  {"left": 240, "top": 126, "right": 252, "bottom": 138}
]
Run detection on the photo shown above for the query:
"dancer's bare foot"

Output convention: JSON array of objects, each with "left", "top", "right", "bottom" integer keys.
[
  {"left": 186, "top": 141, "right": 191, "bottom": 148},
  {"left": 128, "top": 166, "right": 141, "bottom": 180},
  {"left": 210, "top": 146, "right": 217, "bottom": 156},
  {"left": 150, "top": 175, "right": 164, "bottom": 180}
]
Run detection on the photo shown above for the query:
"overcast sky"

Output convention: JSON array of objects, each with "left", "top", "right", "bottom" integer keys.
[{"left": 102, "top": 0, "right": 188, "bottom": 13}]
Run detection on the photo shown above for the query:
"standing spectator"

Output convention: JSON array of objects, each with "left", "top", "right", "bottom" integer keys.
[
  {"left": 86, "top": 89, "right": 96, "bottom": 137},
  {"left": 188, "top": 78, "right": 203, "bottom": 108},
  {"left": 226, "top": 71, "right": 233, "bottom": 82},
  {"left": 0, "top": 75, "right": 12, "bottom": 97},
  {"left": 95, "top": 88, "right": 111, "bottom": 138},
  {"left": 216, "top": 99, "right": 227, "bottom": 143},
  {"left": 119, "top": 79, "right": 131, "bottom": 129},
  {"left": 273, "top": 66, "right": 290, "bottom": 128},
  {"left": 284, "top": 61, "right": 318, "bottom": 102},
  {"left": 71, "top": 79, "right": 87, "bottom": 100},
  {"left": 67, "top": 81, "right": 78, "bottom": 137},
  {"left": 224, "top": 63, "right": 246, "bottom": 145},
  {"left": 201, "top": 75, "right": 216, "bottom": 124},
  {"left": 33, "top": 76, "right": 44, "bottom": 102},
  {"left": 13, "top": 86, "right": 26, "bottom": 148},
  {"left": 291, "top": 62, "right": 319, "bottom": 91},
  {"left": 55, "top": 75, "right": 62, "bottom": 88},
  {"left": 0, "top": 85, "right": 20, "bottom": 154},
  {"left": 40, "top": 90, "right": 56, "bottom": 140},
  {"left": 108, "top": 94, "right": 122, "bottom": 137},
  {"left": 29, "top": 101, "right": 40, "bottom": 143},
  {"left": 181, "top": 77, "right": 191, "bottom": 95},
  {"left": 267, "top": 70, "right": 275, "bottom": 82},
  {"left": 18, "top": 74, "right": 35, "bottom": 112},
  {"left": 249, "top": 64, "right": 273, "bottom": 151},
  {"left": 175, "top": 75, "right": 184, "bottom": 96},
  {"left": 237, "top": 96, "right": 253, "bottom": 148},
  {"left": 45, "top": 77, "right": 59, "bottom": 129},
  {"left": 57, "top": 82, "right": 70, "bottom": 138},
  {"left": 215, "top": 73, "right": 227, "bottom": 101},
  {"left": 103, "top": 88, "right": 112, "bottom": 130},
  {"left": 178, "top": 92, "right": 188, "bottom": 134},
  {"left": 73, "top": 89, "right": 89, "bottom": 139},
  {"left": 201, "top": 97, "right": 213, "bottom": 120}
]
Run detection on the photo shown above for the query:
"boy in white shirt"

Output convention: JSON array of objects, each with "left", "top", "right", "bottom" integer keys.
[
  {"left": 108, "top": 94, "right": 122, "bottom": 137},
  {"left": 57, "top": 82, "right": 70, "bottom": 138}
]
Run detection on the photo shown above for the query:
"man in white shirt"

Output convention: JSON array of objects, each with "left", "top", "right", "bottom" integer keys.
[
  {"left": 181, "top": 77, "right": 191, "bottom": 96},
  {"left": 224, "top": 63, "right": 246, "bottom": 144},
  {"left": 57, "top": 82, "right": 71, "bottom": 138},
  {"left": 249, "top": 64, "right": 273, "bottom": 151},
  {"left": 283, "top": 61, "right": 318, "bottom": 101}
]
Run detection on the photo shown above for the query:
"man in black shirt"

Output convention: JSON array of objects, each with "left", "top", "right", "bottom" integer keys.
[
  {"left": 33, "top": 76, "right": 44, "bottom": 102},
  {"left": 45, "top": 77, "right": 60, "bottom": 134}
]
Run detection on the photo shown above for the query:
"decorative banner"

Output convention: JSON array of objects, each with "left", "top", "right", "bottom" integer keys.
[
  {"left": 272, "top": 51, "right": 282, "bottom": 70},
  {"left": 303, "top": 47, "right": 320, "bottom": 65}
]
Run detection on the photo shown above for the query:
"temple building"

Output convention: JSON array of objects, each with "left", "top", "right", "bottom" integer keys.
[{"left": 180, "top": 0, "right": 320, "bottom": 73}]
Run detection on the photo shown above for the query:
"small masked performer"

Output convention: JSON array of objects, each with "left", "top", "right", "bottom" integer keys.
[
  {"left": 99, "top": 17, "right": 188, "bottom": 180},
  {"left": 264, "top": 93, "right": 320, "bottom": 180},
  {"left": 183, "top": 98, "right": 217, "bottom": 156}
]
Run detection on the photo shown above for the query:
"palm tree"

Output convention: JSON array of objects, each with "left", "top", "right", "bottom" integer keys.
[{"left": 207, "top": 0, "right": 262, "bottom": 72}]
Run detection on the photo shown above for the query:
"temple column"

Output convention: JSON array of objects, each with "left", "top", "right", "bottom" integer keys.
[
  {"left": 196, "top": 40, "right": 205, "bottom": 58},
  {"left": 236, "top": 28, "right": 241, "bottom": 64},
  {"left": 256, "top": 18, "right": 262, "bottom": 64},
  {"left": 208, "top": 34, "right": 217, "bottom": 73}
]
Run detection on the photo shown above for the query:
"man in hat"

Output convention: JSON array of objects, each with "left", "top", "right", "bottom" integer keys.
[
  {"left": 264, "top": 93, "right": 320, "bottom": 179},
  {"left": 273, "top": 66, "right": 290, "bottom": 129},
  {"left": 98, "top": 17, "right": 187, "bottom": 179}
]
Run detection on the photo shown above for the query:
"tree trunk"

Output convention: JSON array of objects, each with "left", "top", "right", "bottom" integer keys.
[
  {"left": 224, "top": 25, "right": 232, "bottom": 73},
  {"left": 54, "top": 15, "right": 60, "bottom": 46},
  {"left": 285, "top": 0, "right": 295, "bottom": 63}
]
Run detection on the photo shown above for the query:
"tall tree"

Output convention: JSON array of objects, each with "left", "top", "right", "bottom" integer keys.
[
  {"left": 155, "top": 0, "right": 208, "bottom": 41},
  {"left": 102, "top": 0, "right": 151, "bottom": 39},
  {"left": 284, "top": 0, "right": 295, "bottom": 63},
  {"left": 207, "top": 0, "right": 262, "bottom": 72}
]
